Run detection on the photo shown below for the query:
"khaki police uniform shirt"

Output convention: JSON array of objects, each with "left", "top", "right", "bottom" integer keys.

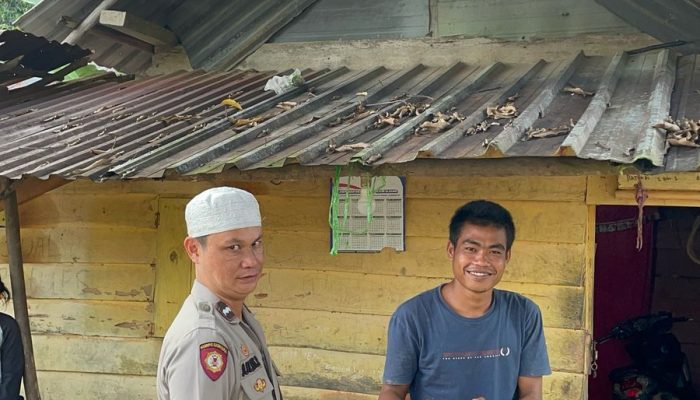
[{"left": 157, "top": 280, "right": 282, "bottom": 400}]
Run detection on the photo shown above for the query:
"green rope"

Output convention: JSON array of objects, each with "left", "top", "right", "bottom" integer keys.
[
  {"left": 328, "top": 166, "right": 343, "bottom": 255},
  {"left": 328, "top": 166, "right": 385, "bottom": 255}
]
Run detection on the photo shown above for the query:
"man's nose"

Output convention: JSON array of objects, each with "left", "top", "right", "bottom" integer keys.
[
  {"left": 473, "top": 249, "right": 488, "bottom": 263},
  {"left": 240, "top": 246, "right": 262, "bottom": 268}
]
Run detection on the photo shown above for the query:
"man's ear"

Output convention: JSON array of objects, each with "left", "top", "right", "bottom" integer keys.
[
  {"left": 446, "top": 240, "right": 455, "bottom": 260},
  {"left": 505, "top": 249, "right": 512, "bottom": 263},
  {"left": 183, "top": 237, "right": 201, "bottom": 263}
]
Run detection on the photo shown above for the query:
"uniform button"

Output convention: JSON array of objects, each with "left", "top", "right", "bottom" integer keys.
[{"left": 199, "top": 303, "right": 211, "bottom": 312}]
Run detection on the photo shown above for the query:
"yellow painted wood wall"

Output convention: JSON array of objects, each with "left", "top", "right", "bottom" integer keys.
[
  {"left": 0, "top": 174, "right": 594, "bottom": 399},
  {"left": 0, "top": 187, "right": 160, "bottom": 399}
]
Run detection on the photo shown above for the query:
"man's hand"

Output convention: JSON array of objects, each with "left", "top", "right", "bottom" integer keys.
[
  {"left": 517, "top": 376, "right": 543, "bottom": 400},
  {"left": 378, "top": 384, "right": 409, "bottom": 400}
]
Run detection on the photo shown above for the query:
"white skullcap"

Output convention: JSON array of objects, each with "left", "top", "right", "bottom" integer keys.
[{"left": 185, "top": 187, "right": 261, "bottom": 238}]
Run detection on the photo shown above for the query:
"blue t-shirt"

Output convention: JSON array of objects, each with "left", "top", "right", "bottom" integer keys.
[{"left": 382, "top": 286, "right": 551, "bottom": 400}]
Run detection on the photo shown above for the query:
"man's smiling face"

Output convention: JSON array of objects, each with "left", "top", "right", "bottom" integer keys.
[{"left": 447, "top": 223, "right": 510, "bottom": 296}]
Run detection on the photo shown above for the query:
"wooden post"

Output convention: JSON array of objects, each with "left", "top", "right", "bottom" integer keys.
[
  {"left": 1, "top": 179, "right": 41, "bottom": 400},
  {"left": 62, "top": 0, "right": 119, "bottom": 45}
]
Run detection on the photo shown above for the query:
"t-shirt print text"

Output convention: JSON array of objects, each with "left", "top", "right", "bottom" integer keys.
[{"left": 442, "top": 347, "right": 511, "bottom": 361}]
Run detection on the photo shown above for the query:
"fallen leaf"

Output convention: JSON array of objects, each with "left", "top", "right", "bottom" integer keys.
[
  {"left": 526, "top": 124, "right": 572, "bottom": 139},
  {"left": 374, "top": 114, "right": 398, "bottom": 128},
  {"left": 42, "top": 114, "right": 64, "bottom": 122},
  {"left": 334, "top": 143, "right": 370, "bottom": 152},
  {"left": 486, "top": 102, "right": 518, "bottom": 119},
  {"left": 417, "top": 118, "right": 451, "bottom": 134},
  {"left": 563, "top": 86, "right": 594, "bottom": 97},
  {"left": 160, "top": 114, "right": 196, "bottom": 125},
  {"left": 668, "top": 137, "right": 700, "bottom": 147},
  {"left": 301, "top": 115, "right": 321, "bottom": 125},
  {"left": 221, "top": 98, "right": 243, "bottom": 111},
  {"left": 327, "top": 117, "right": 343, "bottom": 127},
  {"left": 366, "top": 153, "right": 382, "bottom": 164},
  {"left": 233, "top": 116, "right": 265, "bottom": 127},
  {"left": 72, "top": 151, "right": 125, "bottom": 174},
  {"left": 276, "top": 101, "right": 297, "bottom": 111},
  {"left": 653, "top": 121, "right": 681, "bottom": 132}
]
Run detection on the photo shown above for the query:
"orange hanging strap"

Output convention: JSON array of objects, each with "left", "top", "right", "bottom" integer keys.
[{"left": 634, "top": 175, "right": 648, "bottom": 251}]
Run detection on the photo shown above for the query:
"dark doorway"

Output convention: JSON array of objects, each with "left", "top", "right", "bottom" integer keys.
[
  {"left": 589, "top": 206, "right": 656, "bottom": 399},
  {"left": 589, "top": 205, "right": 700, "bottom": 398}
]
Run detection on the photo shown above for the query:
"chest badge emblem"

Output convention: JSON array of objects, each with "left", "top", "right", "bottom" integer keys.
[{"left": 254, "top": 378, "right": 267, "bottom": 392}]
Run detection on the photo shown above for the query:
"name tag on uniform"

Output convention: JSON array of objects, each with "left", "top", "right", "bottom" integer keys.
[{"left": 241, "top": 355, "right": 261, "bottom": 377}]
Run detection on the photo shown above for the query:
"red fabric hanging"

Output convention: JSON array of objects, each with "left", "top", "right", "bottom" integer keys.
[{"left": 588, "top": 206, "right": 655, "bottom": 399}]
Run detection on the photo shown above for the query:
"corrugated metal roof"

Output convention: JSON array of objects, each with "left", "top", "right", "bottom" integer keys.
[
  {"left": 0, "top": 30, "right": 91, "bottom": 90},
  {"left": 15, "top": 0, "right": 318, "bottom": 74},
  {"left": 270, "top": 0, "right": 429, "bottom": 42},
  {"left": 2, "top": 50, "right": 700, "bottom": 181}
]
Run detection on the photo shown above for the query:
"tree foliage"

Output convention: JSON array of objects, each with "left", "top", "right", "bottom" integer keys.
[{"left": 0, "top": 0, "right": 33, "bottom": 30}]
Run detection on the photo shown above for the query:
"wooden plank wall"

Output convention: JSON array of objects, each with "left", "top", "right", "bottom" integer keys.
[
  {"left": 0, "top": 188, "right": 159, "bottom": 400},
  {"left": 652, "top": 208, "right": 700, "bottom": 394},
  {"left": 0, "top": 175, "right": 593, "bottom": 399}
]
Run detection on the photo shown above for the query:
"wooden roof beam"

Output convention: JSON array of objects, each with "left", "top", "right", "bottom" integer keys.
[
  {"left": 63, "top": 0, "right": 119, "bottom": 45},
  {"left": 99, "top": 10, "right": 178, "bottom": 47}
]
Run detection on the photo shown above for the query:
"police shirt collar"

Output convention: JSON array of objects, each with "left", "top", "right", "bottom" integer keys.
[{"left": 191, "top": 279, "right": 221, "bottom": 304}]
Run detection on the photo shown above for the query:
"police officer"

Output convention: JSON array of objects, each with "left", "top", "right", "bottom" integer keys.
[{"left": 157, "top": 187, "right": 282, "bottom": 400}]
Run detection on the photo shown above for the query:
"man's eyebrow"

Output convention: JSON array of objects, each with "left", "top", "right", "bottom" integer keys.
[
  {"left": 223, "top": 235, "right": 263, "bottom": 245},
  {"left": 461, "top": 239, "right": 506, "bottom": 250}
]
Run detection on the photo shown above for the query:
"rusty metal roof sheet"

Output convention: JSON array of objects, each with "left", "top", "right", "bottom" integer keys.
[
  {"left": 2, "top": 50, "right": 700, "bottom": 181},
  {"left": 15, "top": 0, "right": 318, "bottom": 74},
  {"left": 0, "top": 30, "right": 91, "bottom": 91}
]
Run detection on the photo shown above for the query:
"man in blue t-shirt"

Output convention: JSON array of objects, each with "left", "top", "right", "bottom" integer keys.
[{"left": 380, "top": 200, "right": 551, "bottom": 400}]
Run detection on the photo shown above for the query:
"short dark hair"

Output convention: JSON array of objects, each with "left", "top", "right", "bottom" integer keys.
[
  {"left": 0, "top": 277, "right": 10, "bottom": 304},
  {"left": 449, "top": 200, "right": 516, "bottom": 250},
  {"left": 195, "top": 236, "right": 208, "bottom": 248}
]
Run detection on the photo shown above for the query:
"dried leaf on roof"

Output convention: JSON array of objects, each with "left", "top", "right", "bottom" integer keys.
[
  {"left": 53, "top": 123, "right": 82, "bottom": 133},
  {"left": 486, "top": 102, "right": 517, "bottom": 119},
  {"left": 374, "top": 114, "right": 398, "bottom": 128},
  {"left": 301, "top": 115, "right": 321, "bottom": 125},
  {"left": 415, "top": 111, "right": 464, "bottom": 135},
  {"left": 366, "top": 153, "right": 382, "bottom": 164},
  {"left": 71, "top": 151, "right": 124, "bottom": 174},
  {"left": 221, "top": 98, "right": 243, "bottom": 111},
  {"left": 231, "top": 116, "right": 267, "bottom": 131},
  {"left": 276, "top": 101, "right": 298, "bottom": 111},
  {"left": 111, "top": 112, "right": 133, "bottom": 121},
  {"left": 563, "top": 85, "right": 594, "bottom": 97},
  {"left": 653, "top": 116, "right": 700, "bottom": 148},
  {"left": 370, "top": 101, "right": 430, "bottom": 130},
  {"left": 325, "top": 104, "right": 374, "bottom": 128},
  {"left": 42, "top": 114, "right": 64, "bottom": 122},
  {"left": 160, "top": 114, "right": 197, "bottom": 125},
  {"left": 466, "top": 120, "right": 501, "bottom": 136},
  {"left": 327, "top": 142, "right": 370, "bottom": 153},
  {"left": 525, "top": 119, "right": 575, "bottom": 140}
]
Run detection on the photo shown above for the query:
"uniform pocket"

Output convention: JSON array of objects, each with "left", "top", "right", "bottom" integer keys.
[{"left": 241, "top": 368, "right": 274, "bottom": 399}]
